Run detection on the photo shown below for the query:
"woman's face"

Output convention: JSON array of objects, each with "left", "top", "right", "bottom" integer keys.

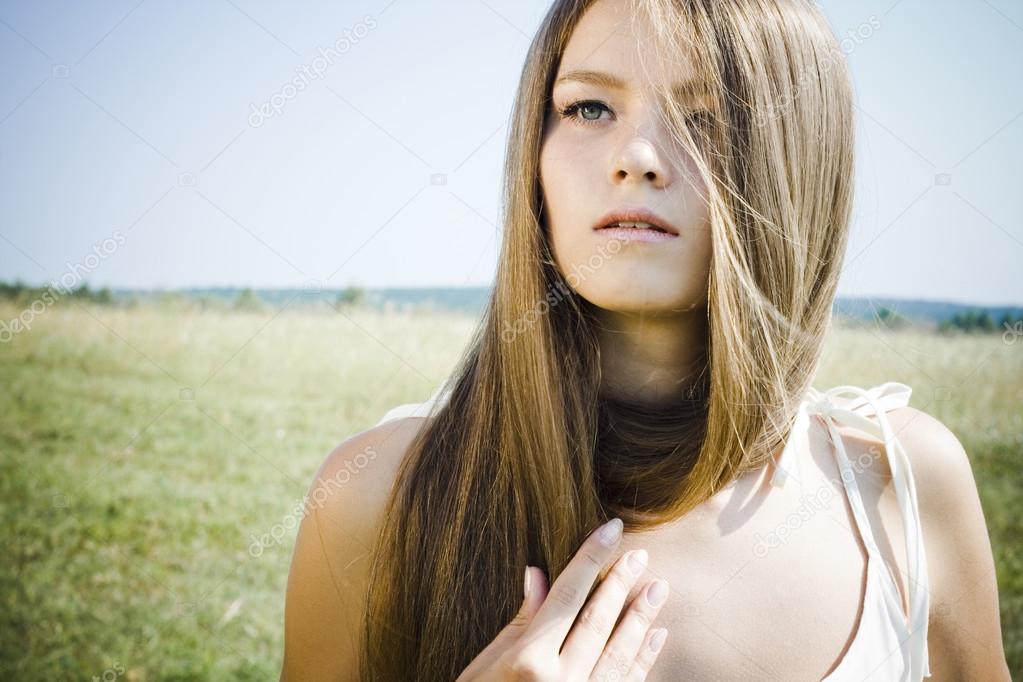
[{"left": 539, "top": 0, "right": 713, "bottom": 316}]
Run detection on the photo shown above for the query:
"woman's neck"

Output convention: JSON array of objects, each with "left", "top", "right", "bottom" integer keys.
[{"left": 593, "top": 306, "right": 708, "bottom": 408}]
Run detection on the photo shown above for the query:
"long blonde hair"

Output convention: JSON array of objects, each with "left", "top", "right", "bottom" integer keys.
[{"left": 360, "top": 0, "right": 855, "bottom": 678}]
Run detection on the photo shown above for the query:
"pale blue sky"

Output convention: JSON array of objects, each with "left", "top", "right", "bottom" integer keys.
[{"left": 1, "top": 0, "right": 1020, "bottom": 305}]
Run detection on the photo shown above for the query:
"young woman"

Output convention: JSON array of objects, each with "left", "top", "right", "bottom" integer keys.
[{"left": 281, "top": 0, "right": 1010, "bottom": 679}]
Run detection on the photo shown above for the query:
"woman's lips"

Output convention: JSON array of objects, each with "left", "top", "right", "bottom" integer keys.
[{"left": 593, "top": 226, "right": 680, "bottom": 243}]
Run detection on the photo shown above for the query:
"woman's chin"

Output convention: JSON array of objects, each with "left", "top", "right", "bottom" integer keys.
[{"left": 580, "top": 287, "right": 704, "bottom": 317}]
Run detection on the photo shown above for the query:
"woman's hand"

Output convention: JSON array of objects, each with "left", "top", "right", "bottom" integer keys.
[{"left": 455, "top": 518, "right": 670, "bottom": 681}]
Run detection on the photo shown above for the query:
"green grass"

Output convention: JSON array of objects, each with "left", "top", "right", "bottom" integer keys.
[{"left": 0, "top": 302, "right": 1019, "bottom": 679}]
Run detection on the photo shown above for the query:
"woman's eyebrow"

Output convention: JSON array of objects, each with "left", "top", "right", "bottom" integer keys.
[
  {"left": 554, "top": 68, "right": 710, "bottom": 98},
  {"left": 554, "top": 68, "right": 629, "bottom": 90}
]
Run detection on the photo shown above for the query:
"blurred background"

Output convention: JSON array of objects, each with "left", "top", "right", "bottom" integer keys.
[{"left": 1, "top": 0, "right": 1020, "bottom": 678}]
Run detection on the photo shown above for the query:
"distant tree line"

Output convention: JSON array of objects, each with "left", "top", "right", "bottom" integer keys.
[
  {"left": 0, "top": 280, "right": 371, "bottom": 314},
  {"left": 874, "top": 306, "right": 910, "bottom": 329},
  {"left": 5, "top": 279, "right": 1009, "bottom": 329},
  {"left": 335, "top": 285, "right": 365, "bottom": 309},
  {"left": 938, "top": 309, "right": 1023, "bottom": 334},
  {"left": 848, "top": 305, "right": 1023, "bottom": 335},
  {"left": 0, "top": 280, "right": 113, "bottom": 304}
]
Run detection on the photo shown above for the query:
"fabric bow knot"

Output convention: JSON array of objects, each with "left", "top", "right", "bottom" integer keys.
[{"left": 770, "top": 381, "right": 913, "bottom": 490}]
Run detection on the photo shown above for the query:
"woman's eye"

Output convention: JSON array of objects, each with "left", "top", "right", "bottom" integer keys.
[{"left": 557, "top": 100, "right": 613, "bottom": 127}]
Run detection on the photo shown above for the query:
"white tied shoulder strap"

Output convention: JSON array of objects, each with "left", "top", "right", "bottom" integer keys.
[{"left": 770, "top": 381, "right": 931, "bottom": 679}]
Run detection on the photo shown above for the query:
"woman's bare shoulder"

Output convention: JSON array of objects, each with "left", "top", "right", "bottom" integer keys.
[
  {"left": 811, "top": 404, "right": 1008, "bottom": 677},
  {"left": 883, "top": 406, "right": 1010, "bottom": 679},
  {"left": 824, "top": 405, "right": 970, "bottom": 501},
  {"left": 311, "top": 416, "right": 431, "bottom": 542},
  {"left": 834, "top": 405, "right": 982, "bottom": 538},
  {"left": 882, "top": 406, "right": 975, "bottom": 517},
  {"left": 280, "top": 416, "right": 430, "bottom": 682}
]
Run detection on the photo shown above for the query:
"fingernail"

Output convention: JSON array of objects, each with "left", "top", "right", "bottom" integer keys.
[
  {"left": 649, "top": 628, "right": 667, "bottom": 653},
  {"left": 599, "top": 518, "right": 623, "bottom": 547},
  {"left": 626, "top": 549, "right": 648, "bottom": 575},
  {"left": 646, "top": 579, "right": 668, "bottom": 607},
  {"left": 524, "top": 566, "right": 531, "bottom": 598}
]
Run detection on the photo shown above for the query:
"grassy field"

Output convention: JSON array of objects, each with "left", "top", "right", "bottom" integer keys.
[{"left": 1, "top": 301, "right": 1020, "bottom": 679}]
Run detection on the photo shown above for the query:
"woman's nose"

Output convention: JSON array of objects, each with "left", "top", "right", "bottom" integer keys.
[{"left": 609, "top": 124, "right": 673, "bottom": 189}]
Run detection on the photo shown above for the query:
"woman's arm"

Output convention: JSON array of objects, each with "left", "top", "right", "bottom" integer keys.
[
  {"left": 896, "top": 407, "right": 1011, "bottom": 680},
  {"left": 280, "top": 418, "right": 425, "bottom": 681}
]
